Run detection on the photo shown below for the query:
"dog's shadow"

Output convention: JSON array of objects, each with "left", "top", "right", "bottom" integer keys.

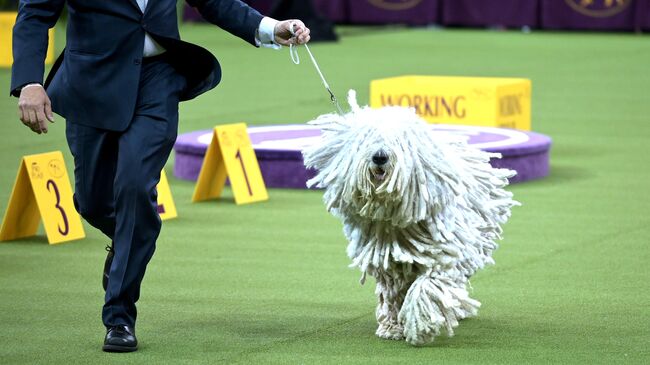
[
  {"left": 156, "top": 306, "right": 549, "bottom": 351},
  {"left": 154, "top": 300, "right": 372, "bottom": 341},
  {"left": 412, "top": 316, "right": 558, "bottom": 349}
]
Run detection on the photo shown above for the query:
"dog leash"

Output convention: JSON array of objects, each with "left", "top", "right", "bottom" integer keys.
[{"left": 289, "top": 23, "right": 345, "bottom": 115}]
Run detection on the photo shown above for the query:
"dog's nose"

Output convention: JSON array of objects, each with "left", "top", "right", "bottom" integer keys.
[{"left": 372, "top": 151, "right": 388, "bottom": 166}]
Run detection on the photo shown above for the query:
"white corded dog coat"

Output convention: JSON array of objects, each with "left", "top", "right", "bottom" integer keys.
[{"left": 303, "top": 91, "right": 518, "bottom": 345}]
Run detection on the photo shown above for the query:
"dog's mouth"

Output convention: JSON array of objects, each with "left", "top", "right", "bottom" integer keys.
[{"left": 370, "top": 166, "right": 387, "bottom": 182}]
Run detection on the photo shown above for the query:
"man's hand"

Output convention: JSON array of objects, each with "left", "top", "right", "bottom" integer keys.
[
  {"left": 274, "top": 20, "right": 310, "bottom": 46},
  {"left": 18, "top": 84, "right": 55, "bottom": 134}
]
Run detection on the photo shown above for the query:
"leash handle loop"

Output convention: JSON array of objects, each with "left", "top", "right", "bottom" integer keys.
[{"left": 289, "top": 23, "right": 344, "bottom": 115}]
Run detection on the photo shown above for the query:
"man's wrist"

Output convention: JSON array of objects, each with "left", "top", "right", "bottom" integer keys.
[
  {"left": 257, "top": 16, "right": 281, "bottom": 49},
  {"left": 20, "top": 83, "right": 44, "bottom": 93}
]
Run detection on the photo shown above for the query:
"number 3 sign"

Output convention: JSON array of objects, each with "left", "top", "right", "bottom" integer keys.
[
  {"left": 192, "top": 123, "right": 268, "bottom": 205},
  {"left": 0, "top": 151, "right": 85, "bottom": 244}
]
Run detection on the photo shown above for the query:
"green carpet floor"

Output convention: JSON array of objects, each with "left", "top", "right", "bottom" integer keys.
[{"left": 0, "top": 23, "right": 648, "bottom": 364}]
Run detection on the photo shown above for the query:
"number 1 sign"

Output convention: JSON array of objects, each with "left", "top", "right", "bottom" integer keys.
[
  {"left": 192, "top": 123, "right": 268, "bottom": 205},
  {"left": 0, "top": 151, "right": 85, "bottom": 244}
]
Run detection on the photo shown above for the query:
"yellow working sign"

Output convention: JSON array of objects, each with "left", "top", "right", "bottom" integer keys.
[
  {"left": 370, "top": 75, "right": 532, "bottom": 130},
  {"left": 192, "top": 123, "right": 268, "bottom": 205},
  {"left": 0, "top": 151, "right": 85, "bottom": 244},
  {"left": 156, "top": 169, "right": 177, "bottom": 220}
]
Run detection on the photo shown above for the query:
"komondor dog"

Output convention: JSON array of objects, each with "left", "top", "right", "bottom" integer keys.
[{"left": 303, "top": 91, "right": 519, "bottom": 346}]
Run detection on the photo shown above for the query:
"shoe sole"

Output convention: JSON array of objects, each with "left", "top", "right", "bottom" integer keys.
[{"left": 102, "top": 344, "right": 138, "bottom": 353}]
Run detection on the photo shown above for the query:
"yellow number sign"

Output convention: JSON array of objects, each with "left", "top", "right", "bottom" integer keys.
[
  {"left": 0, "top": 151, "right": 85, "bottom": 244},
  {"left": 192, "top": 123, "right": 268, "bottom": 205},
  {"left": 156, "top": 169, "right": 177, "bottom": 221}
]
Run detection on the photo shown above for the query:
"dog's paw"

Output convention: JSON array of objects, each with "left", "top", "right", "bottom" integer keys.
[{"left": 375, "top": 323, "right": 404, "bottom": 340}]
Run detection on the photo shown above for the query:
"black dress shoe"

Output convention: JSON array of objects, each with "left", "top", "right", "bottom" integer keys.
[
  {"left": 103, "top": 243, "right": 114, "bottom": 291},
  {"left": 103, "top": 325, "right": 138, "bottom": 352}
]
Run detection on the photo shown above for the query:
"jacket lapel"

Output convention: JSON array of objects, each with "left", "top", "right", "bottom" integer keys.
[
  {"left": 127, "top": 0, "right": 143, "bottom": 13},
  {"left": 143, "top": 0, "right": 152, "bottom": 14}
]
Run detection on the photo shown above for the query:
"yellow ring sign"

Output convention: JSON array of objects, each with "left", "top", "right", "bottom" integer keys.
[
  {"left": 370, "top": 75, "right": 532, "bottom": 130},
  {"left": 192, "top": 123, "right": 268, "bottom": 205},
  {"left": 0, "top": 151, "right": 85, "bottom": 244},
  {"left": 0, "top": 12, "right": 55, "bottom": 67},
  {"left": 156, "top": 169, "right": 177, "bottom": 221}
]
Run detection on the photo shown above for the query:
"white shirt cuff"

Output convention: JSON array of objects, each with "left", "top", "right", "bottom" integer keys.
[
  {"left": 21, "top": 83, "right": 44, "bottom": 92},
  {"left": 256, "top": 17, "right": 281, "bottom": 49}
]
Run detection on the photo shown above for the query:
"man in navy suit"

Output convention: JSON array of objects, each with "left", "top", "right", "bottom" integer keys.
[{"left": 11, "top": 0, "right": 310, "bottom": 352}]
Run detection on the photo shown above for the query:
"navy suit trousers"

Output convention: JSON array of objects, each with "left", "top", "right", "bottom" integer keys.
[{"left": 65, "top": 57, "right": 186, "bottom": 327}]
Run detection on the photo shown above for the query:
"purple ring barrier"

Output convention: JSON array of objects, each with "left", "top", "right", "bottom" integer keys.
[
  {"left": 183, "top": 1, "right": 349, "bottom": 23},
  {"left": 243, "top": 0, "right": 274, "bottom": 15},
  {"left": 348, "top": 0, "right": 440, "bottom": 26},
  {"left": 182, "top": 5, "right": 202, "bottom": 23},
  {"left": 442, "top": 0, "right": 539, "bottom": 28},
  {"left": 540, "top": 0, "right": 638, "bottom": 31},
  {"left": 314, "top": 0, "right": 349, "bottom": 23},
  {"left": 636, "top": 0, "right": 650, "bottom": 30},
  {"left": 183, "top": 0, "right": 650, "bottom": 30},
  {"left": 173, "top": 124, "right": 552, "bottom": 188}
]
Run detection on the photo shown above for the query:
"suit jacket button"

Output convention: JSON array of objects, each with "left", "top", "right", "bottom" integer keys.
[{"left": 134, "top": 58, "right": 142, "bottom": 65}]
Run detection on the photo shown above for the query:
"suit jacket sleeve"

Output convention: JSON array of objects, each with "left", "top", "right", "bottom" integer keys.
[
  {"left": 185, "top": 0, "right": 264, "bottom": 46},
  {"left": 10, "top": 0, "right": 65, "bottom": 97}
]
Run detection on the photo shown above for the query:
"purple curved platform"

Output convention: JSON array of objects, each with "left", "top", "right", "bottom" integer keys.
[{"left": 174, "top": 124, "right": 552, "bottom": 188}]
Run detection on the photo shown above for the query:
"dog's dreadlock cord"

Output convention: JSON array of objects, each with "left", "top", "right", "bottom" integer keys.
[{"left": 289, "top": 23, "right": 345, "bottom": 115}]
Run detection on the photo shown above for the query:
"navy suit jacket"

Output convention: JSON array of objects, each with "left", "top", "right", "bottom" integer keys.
[{"left": 10, "top": 0, "right": 263, "bottom": 131}]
